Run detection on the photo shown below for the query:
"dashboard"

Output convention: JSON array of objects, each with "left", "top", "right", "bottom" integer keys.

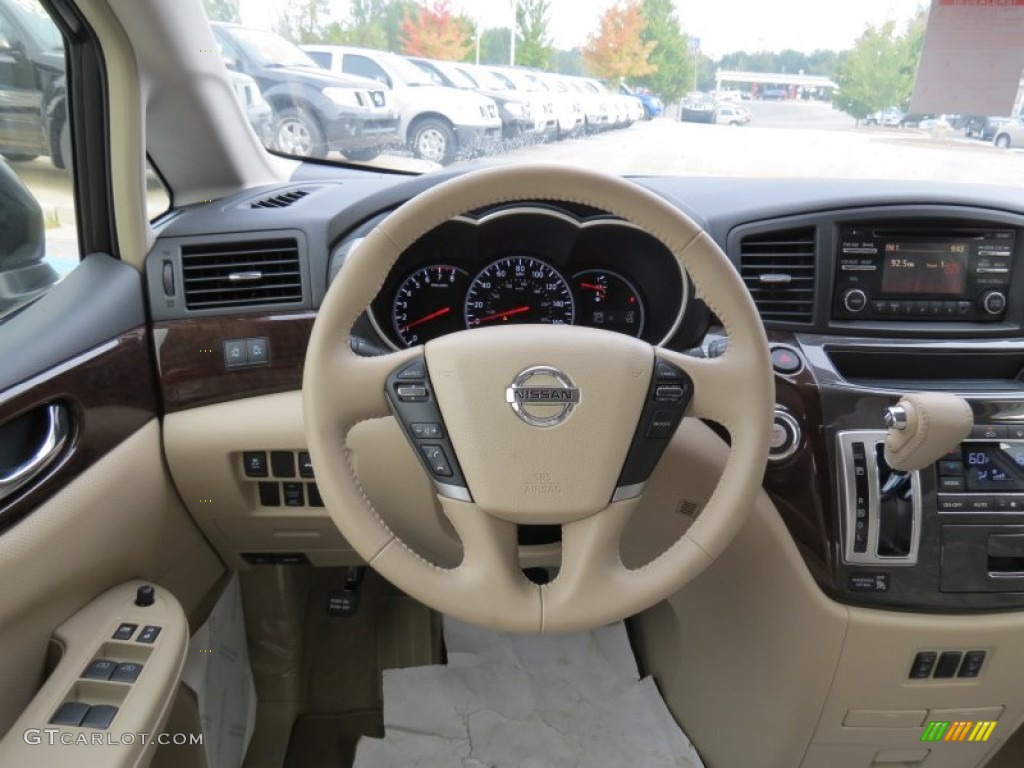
[{"left": 146, "top": 171, "right": 1024, "bottom": 615}]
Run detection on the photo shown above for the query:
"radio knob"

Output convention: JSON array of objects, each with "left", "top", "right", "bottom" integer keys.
[
  {"left": 979, "top": 290, "right": 1006, "bottom": 316},
  {"left": 842, "top": 288, "right": 868, "bottom": 313}
]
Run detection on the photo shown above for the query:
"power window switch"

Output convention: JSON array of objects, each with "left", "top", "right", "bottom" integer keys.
[
  {"left": 137, "top": 625, "right": 162, "bottom": 644},
  {"left": 81, "top": 705, "right": 118, "bottom": 730},
  {"left": 110, "top": 662, "right": 143, "bottom": 684},
  {"left": 50, "top": 702, "right": 90, "bottom": 726},
  {"left": 112, "top": 622, "right": 137, "bottom": 641},
  {"left": 82, "top": 659, "right": 118, "bottom": 680},
  {"left": 909, "top": 651, "right": 937, "bottom": 679}
]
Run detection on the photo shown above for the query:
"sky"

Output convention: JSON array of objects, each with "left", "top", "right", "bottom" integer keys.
[{"left": 452, "top": 0, "right": 927, "bottom": 58}]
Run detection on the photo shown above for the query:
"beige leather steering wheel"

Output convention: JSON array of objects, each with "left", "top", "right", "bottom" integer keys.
[{"left": 303, "top": 164, "right": 774, "bottom": 633}]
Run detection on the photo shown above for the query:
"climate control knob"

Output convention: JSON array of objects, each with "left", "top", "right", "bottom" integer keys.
[
  {"left": 979, "top": 290, "right": 1006, "bottom": 316},
  {"left": 842, "top": 288, "right": 868, "bottom": 313}
]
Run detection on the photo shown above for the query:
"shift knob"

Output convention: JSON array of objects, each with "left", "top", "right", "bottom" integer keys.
[{"left": 884, "top": 393, "right": 973, "bottom": 471}]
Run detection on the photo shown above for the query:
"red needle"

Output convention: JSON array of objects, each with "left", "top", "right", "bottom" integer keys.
[
  {"left": 473, "top": 305, "right": 531, "bottom": 324},
  {"left": 399, "top": 306, "right": 451, "bottom": 332},
  {"left": 580, "top": 282, "right": 607, "bottom": 292}
]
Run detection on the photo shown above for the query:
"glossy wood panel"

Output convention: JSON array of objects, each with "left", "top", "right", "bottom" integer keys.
[
  {"left": 154, "top": 312, "right": 315, "bottom": 412},
  {"left": 0, "top": 328, "right": 156, "bottom": 533},
  {"left": 763, "top": 331, "right": 837, "bottom": 594}
]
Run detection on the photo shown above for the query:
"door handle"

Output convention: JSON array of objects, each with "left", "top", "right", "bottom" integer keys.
[{"left": 0, "top": 403, "right": 70, "bottom": 503}]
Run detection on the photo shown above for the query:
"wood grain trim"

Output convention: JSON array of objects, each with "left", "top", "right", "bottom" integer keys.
[
  {"left": 0, "top": 328, "right": 157, "bottom": 533},
  {"left": 154, "top": 312, "right": 315, "bottom": 412}
]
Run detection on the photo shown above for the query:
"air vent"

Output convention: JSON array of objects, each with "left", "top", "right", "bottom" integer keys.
[
  {"left": 250, "top": 189, "right": 311, "bottom": 209},
  {"left": 740, "top": 227, "right": 817, "bottom": 323},
  {"left": 182, "top": 238, "right": 302, "bottom": 310}
]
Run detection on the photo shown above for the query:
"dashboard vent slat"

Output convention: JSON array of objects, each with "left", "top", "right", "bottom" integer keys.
[
  {"left": 740, "top": 227, "right": 817, "bottom": 323},
  {"left": 250, "top": 189, "right": 312, "bottom": 209},
  {"left": 181, "top": 238, "right": 303, "bottom": 310}
]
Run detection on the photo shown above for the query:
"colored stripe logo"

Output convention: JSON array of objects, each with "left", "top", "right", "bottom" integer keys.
[{"left": 921, "top": 721, "right": 997, "bottom": 742}]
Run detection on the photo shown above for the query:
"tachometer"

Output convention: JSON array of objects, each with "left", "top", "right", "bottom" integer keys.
[
  {"left": 573, "top": 270, "right": 645, "bottom": 337},
  {"left": 465, "top": 256, "right": 575, "bottom": 328},
  {"left": 391, "top": 265, "right": 470, "bottom": 347}
]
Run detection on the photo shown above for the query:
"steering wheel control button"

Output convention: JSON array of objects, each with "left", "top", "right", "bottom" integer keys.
[
  {"left": 243, "top": 451, "right": 268, "bottom": 477},
  {"left": 396, "top": 384, "right": 428, "bottom": 402},
  {"left": 420, "top": 445, "right": 453, "bottom": 477},
  {"left": 411, "top": 423, "right": 444, "bottom": 439},
  {"left": 112, "top": 622, "right": 138, "bottom": 641},
  {"left": 910, "top": 651, "right": 938, "bottom": 679},
  {"left": 505, "top": 366, "right": 580, "bottom": 428},
  {"left": 645, "top": 411, "right": 678, "bottom": 440},
  {"left": 82, "top": 659, "right": 118, "bottom": 680},
  {"left": 137, "top": 625, "right": 162, "bottom": 644},
  {"left": 770, "top": 346, "right": 803, "bottom": 375},
  {"left": 81, "top": 705, "right": 118, "bottom": 730},
  {"left": 616, "top": 358, "right": 694, "bottom": 490},
  {"left": 50, "top": 702, "right": 90, "bottom": 727},
  {"left": 386, "top": 356, "right": 470, "bottom": 499},
  {"left": 397, "top": 361, "right": 427, "bottom": 380},
  {"left": 110, "top": 663, "right": 144, "bottom": 684}
]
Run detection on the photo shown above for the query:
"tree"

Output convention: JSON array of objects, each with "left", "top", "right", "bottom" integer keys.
[
  {"left": 516, "top": 0, "right": 554, "bottom": 69},
  {"left": 273, "top": 0, "right": 330, "bottom": 43},
  {"left": 636, "top": 0, "right": 688, "bottom": 103},
  {"left": 833, "top": 18, "right": 921, "bottom": 121},
  {"left": 479, "top": 27, "right": 510, "bottom": 66},
  {"left": 202, "top": 0, "right": 240, "bottom": 23},
  {"left": 582, "top": 1, "right": 657, "bottom": 82},
  {"left": 318, "top": 0, "right": 419, "bottom": 51},
  {"left": 399, "top": 0, "right": 473, "bottom": 61}
]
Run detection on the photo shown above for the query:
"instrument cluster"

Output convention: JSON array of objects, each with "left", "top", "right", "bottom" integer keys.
[{"left": 363, "top": 206, "right": 688, "bottom": 350}]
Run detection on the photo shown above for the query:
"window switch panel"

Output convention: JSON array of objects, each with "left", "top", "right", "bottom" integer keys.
[
  {"left": 50, "top": 702, "right": 90, "bottom": 726},
  {"left": 81, "top": 705, "right": 118, "bottom": 730},
  {"left": 81, "top": 659, "right": 118, "bottom": 680},
  {"left": 110, "top": 662, "right": 143, "bottom": 684}
]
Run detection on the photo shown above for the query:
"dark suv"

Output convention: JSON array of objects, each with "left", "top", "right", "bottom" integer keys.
[
  {"left": 211, "top": 23, "right": 399, "bottom": 160},
  {"left": 0, "top": 0, "right": 68, "bottom": 167}
]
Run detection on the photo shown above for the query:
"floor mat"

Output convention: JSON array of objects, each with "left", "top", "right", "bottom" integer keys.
[
  {"left": 353, "top": 618, "right": 705, "bottom": 767},
  {"left": 285, "top": 711, "right": 384, "bottom": 768}
]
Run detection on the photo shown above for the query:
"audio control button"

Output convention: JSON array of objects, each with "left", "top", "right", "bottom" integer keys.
[
  {"left": 842, "top": 289, "right": 867, "bottom": 313},
  {"left": 980, "top": 291, "right": 1007, "bottom": 316}
]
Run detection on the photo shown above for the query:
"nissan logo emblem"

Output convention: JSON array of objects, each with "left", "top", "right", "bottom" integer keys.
[{"left": 505, "top": 366, "right": 580, "bottom": 427}]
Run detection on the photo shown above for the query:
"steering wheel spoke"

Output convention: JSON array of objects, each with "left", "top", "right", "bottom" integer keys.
[{"left": 657, "top": 349, "right": 751, "bottom": 430}]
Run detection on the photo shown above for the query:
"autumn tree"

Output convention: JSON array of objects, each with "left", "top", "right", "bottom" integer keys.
[
  {"left": 516, "top": 0, "right": 554, "bottom": 69},
  {"left": 636, "top": 0, "right": 688, "bottom": 102},
  {"left": 582, "top": 1, "right": 657, "bottom": 83},
  {"left": 833, "top": 17, "right": 923, "bottom": 121},
  {"left": 399, "top": 0, "right": 473, "bottom": 61}
]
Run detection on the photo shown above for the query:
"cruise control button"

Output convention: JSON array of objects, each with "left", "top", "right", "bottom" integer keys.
[
  {"left": 645, "top": 410, "right": 677, "bottom": 439},
  {"left": 654, "top": 384, "right": 686, "bottom": 403},
  {"left": 420, "top": 445, "right": 453, "bottom": 477},
  {"left": 396, "top": 385, "right": 428, "bottom": 402}
]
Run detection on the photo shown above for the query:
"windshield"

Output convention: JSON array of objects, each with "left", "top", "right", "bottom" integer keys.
[
  {"left": 224, "top": 25, "right": 318, "bottom": 68},
  {"left": 204, "top": 0, "right": 1024, "bottom": 184}
]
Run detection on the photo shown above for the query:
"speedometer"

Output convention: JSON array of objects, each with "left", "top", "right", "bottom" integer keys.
[{"left": 465, "top": 256, "right": 575, "bottom": 328}]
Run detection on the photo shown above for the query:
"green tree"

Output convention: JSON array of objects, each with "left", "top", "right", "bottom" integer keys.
[
  {"left": 479, "top": 26, "right": 510, "bottom": 66},
  {"left": 516, "top": 0, "right": 554, "bottom": 69},
  {"left": 636, "top": 0, "right": 689, "bottom": 103},
  {"left": 833, "top": 18, "right": 922, "bottom": 121},
  {"left": 273, "top": 0, "right": 330, "bottom": 43},
  {"left": 202, "top": 0, "right": 240, "bottom": 23},
  {"left": 313, "top": 0, "right": 419, "bottom": 50}
]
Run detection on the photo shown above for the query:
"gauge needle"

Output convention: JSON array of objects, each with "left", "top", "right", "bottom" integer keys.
[
  {"left": 399, "top": 306, "right": 451, "bottom": 332},
  {"left": 580, "top": 282, "right": 607, "bottom": 293},
  {"left": 473, "top": 306, "right": 531, "bottom": 324}
]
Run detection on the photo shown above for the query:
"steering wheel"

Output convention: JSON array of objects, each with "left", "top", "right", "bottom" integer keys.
[{"left": 303, "top": 164, "right": 773, "bottom": 633}]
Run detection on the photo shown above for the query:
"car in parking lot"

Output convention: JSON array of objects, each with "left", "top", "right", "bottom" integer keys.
[
  {"left": 714, "top": 104, "right": 750, "bottom": 125},
  {"left": 864, "top": 107, "right": 905, "bottom": 127},
  {"left": 211, "top": 24, "right": 399, "bottom": 160},
  {"left": 680, "top": 91, "right": 716, "bottom": 122},
  {"left": 302, "top": 44, "right": 501, "bottom": 164},
  {"left": 993, "top": 117, "right": 1024, "bottom": 148},
  {"left": 620, "top": 83, "right": 663, "bottom": 119},
  {"left": 963, "top": 115, "right": 1011, "bottom": 140}
]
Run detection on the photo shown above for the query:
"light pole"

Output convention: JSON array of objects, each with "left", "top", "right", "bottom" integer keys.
[{"left": 510, "top": 0, "right": 518, "bottom": 66}]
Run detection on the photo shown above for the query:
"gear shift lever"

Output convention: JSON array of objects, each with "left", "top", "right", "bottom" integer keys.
[{"left": 883, "top": 393, "right": 973, "bottom": 472}]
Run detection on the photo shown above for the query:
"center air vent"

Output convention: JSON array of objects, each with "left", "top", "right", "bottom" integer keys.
[
  {"left": 250, "top": 188, "right": 312, "bottom": 209},
  {"left": 739, "top": 227, "right": 817, "bottom": 323},
  {"left": 182, "top": 238, "right": 303, "bottom": 310}
]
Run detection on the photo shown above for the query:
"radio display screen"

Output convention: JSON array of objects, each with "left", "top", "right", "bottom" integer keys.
[
  {"left": 880, "top": 241, "right": 968, "bottom": 295},
  {"left": 964, "top": 443, "right": 1024, "bottom": 491}
]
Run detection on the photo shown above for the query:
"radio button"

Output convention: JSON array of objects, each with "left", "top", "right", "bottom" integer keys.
[
  {"left": 957, "top": 301, "right": 973, "bottom": 316},
  {"left": 842, "top": 289, "right": 868, "bottom": 313},
  {"left": 928, "top": 300, "right": 943, "bottom": 315},
  {"left": 911, "top": 301, "right": 929, "bottom": 316},
  {"left": 871, "top": 300, "right": 888, "bottom": 315},
  {"left": 939, "top": 476, "right": 965, "bottom": 492},
  {"left": 885, "top": 300, "right": 902, "bottom": 315},
  {"left": 941, "top": 300, "right": 958, "bottom": 316},
  {"left": 997, "top": 496, "right": 1024, "bottom": 512},
  {"left": 980, "top": 291, "right": 1007, "bottom": 316}
]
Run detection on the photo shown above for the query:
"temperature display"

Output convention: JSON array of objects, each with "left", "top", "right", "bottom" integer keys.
[{"left": 964, "top": 444, "right": 1024, "bottom": 491}]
